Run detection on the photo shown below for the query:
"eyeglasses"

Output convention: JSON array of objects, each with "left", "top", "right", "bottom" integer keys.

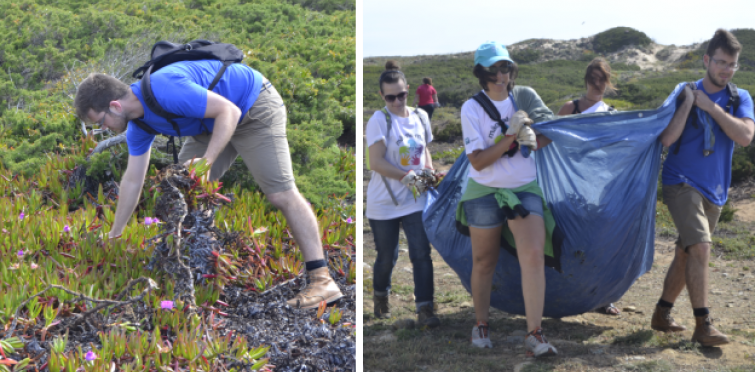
[
  {"left": 384, "top": 91, "right": 408, "bottom": 102},
  {"left": 483, "top": 63, "right": 512, "bottom": 75},
  {"left": 710, "top": 57, "right": 739, "bottom": 71},
  {"left": 95, "top": 111, "right": 108, "bottom": 128}
]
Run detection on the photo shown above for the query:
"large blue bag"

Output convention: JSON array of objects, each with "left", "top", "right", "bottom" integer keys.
[{"left": 423, "top": 84, "right": 688, "bottom": 318}]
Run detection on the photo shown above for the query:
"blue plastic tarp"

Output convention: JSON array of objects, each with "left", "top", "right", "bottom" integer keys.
[{"left": 423, "top": 84, "right": 688, "bottom": 318}]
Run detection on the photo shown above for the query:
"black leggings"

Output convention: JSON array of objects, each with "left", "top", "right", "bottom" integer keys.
[{"left": 420, "top": 104, "right": 435, "bottom": 120}]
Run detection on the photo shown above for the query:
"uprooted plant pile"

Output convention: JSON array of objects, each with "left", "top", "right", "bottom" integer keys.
[{"left": 0, "top": 136, "right": 357, "bottom": 371}]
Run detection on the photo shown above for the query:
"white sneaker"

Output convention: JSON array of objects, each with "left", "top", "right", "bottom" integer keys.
[
  {"left": 524, "top": 327, "right": 557, "bottom": 357},
  {"left": 471, "top": 321, "right": 493, "bottom": 348}
]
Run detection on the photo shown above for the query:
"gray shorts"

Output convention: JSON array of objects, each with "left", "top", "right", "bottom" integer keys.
[{"left": 178, "top": 78, "right": 295, "bottom": 195}]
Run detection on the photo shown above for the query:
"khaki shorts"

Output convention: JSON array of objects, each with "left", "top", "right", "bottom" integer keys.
[
  {"left": 662, "top": 183, "right": 721, "bottom": 250},
  {"left": 178, "top": 78, "right": 295, "bottom": 195}
]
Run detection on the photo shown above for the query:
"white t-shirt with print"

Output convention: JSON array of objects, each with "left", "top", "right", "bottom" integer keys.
[
  {"left": 365, "top": 108, "right": 433, "bottom": 220},
  {"left": 460, "top": 90, "right": 536, "bottom": 188}
]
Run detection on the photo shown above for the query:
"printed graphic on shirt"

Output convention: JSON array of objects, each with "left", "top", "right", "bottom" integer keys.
[{"left": 399, "top": 138, "right": 424, "bottom": 166}]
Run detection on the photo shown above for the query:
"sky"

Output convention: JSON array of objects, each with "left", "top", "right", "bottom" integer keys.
[{"left": 363, "top": 0, "right": 755, "bottom": 57}]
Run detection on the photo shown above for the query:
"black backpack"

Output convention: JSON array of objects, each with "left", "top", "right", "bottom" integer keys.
[{"left": 131, "top": 40, "right": 245, "bottom": 163}]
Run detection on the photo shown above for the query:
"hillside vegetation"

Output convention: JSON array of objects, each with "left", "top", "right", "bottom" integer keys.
[
  {"left": 1, "top": 0, "right": 355, "bottom": 204},
  {"left": 363, "top": 27, "right": 755, "bottom": 182}
]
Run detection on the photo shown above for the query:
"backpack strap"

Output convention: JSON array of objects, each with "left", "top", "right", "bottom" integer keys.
[
  {"left": 138, "top": 62, "right": 228, "bottom": 163},
  {"left": 379, "top": 108, "right": 399, "bottom": 206},
  {"left": 412, "top": 106, "right": 431, "bottom": 144},
  {"left": 571, "top": 99, "right": 581, "bottom": 114},
  {"left": 471, "top": 91, "right": 519, "bottom": 157},
  {"left": 725, "top": 82, "right": 740, "bottom": 115}
]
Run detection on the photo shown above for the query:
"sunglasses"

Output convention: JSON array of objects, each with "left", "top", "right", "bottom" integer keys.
[
  {"left": 384, "top": 91, "right": 408, "bottom": 102},
  {"left": 483, "top": 63, "right": 512, "bottom": 75}
]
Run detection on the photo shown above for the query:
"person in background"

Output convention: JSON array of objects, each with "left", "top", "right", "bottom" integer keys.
[
  {"left": 457, "top": 41, "right": 556, "bottom": 357},
  {"left": 365, "top": 62, "right": 440, "bottom": 328},
  {"left": 557, "top": 57, "right": 621, "bottom": 316},
  {"left": 654, "top": 29, "right": 754, "bottom": 347},
  {"left": 558, "top": 57, "right": 615, "bottom": 116},
  {"left": 414, "top": 77, "right": 440, "bottom": 119}
]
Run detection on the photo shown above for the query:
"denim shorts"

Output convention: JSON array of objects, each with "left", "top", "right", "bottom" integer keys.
[{"left": 463, "top": 191, "right": 543, "bottom": 229}]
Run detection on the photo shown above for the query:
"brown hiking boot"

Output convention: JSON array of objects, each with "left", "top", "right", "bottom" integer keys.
[
  {"left": 374, "top": 295, "right": 391, "bottom": 319},
  {"left": 417, "top": 304, "right": 440, "bottom": 328},
  {"left": 691, "top": 315, "right": 730, "bottom": 347},
  {"left": 651, "top": 305, "right": 687, "bottom": 332},
  {"left": 286, "top": 267, "right": 343, "bottom": 309}
]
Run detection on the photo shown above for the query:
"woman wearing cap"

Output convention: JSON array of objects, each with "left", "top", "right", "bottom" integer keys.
[
  {"left": 457, "top": 41, "right": 557, "bottom": 357},
  {"left": 413, "top": 77, "right": 440, "bottom": 119},
  {"left": 365, "top": 63, "right": 440, "bottom": 328},
  {"left": 557, "top": 57, "right": 621, "bottom": 316},
  {"left": 558, "top": 57, "right": 616, "bottom": 115}
]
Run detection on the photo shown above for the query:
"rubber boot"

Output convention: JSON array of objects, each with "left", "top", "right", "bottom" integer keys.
[
  {"left": 650, "top": 305, "right": 687, "bottom": 332},
  {"left": 691, "top": 315, "right": 730, "bottom": 347},
  {"left": 286, "top": 267, "right": 343, "bottom": 309}
]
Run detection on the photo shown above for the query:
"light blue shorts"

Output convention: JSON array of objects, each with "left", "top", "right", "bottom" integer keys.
[{"left": 462, "top": 191, "right": 543, "bottom": 229}]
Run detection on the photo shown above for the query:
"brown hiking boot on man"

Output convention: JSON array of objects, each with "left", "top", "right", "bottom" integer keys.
[
  {"left": 286, "top": 267, "right": 343, "bottom": 309},
  {"left": 374, "top": 294, "right": 391, "bottom": 319},
  {"left": 691, "top": 315, "right": 730, "bottom": 347},
  {"left": 650, "top": 305, "right": 687, "bottom": 332}
]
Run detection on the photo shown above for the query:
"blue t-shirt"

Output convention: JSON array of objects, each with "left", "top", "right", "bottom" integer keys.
[
  {"left": 127, "top": 60, "right": 263, "bottom": 156},
  {"left": 662, "top": 79, "right": 755, "bottom": 206}
]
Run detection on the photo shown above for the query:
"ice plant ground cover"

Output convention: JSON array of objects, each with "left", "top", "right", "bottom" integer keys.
[{"left": 0, "top": 136, "right": 356, "bottom": 371}]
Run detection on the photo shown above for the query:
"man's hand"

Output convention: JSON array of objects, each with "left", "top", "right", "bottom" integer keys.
[
  {"left": 517, "top": 126, "right": 538, "bottom": 151},
  {"left": 679, "top": 84, "right": 694, "bottom": 104},
  {"left": 692, "top": 90, "right": 717, "bottom": 113},
  {"left": 506, "top": 110, "right": 533, "bottom": 137}
]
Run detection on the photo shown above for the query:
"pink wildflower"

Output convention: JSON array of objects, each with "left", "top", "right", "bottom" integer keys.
[
  {"left": 30, "top": 262, "right": 38, "bottom": 269},
  {"left": 17, "top": 250, "right": 23, "bottom": 257},
  {"left": 19, "top": 212, "right": 24, "bottom": 220},
  {"left": 160, "top": 301, "right": 174, "bottom": 310},
  {"left": 85, "top": 351, "right": 97, "bottom": 361},
  {"left": 63, "top": 225, "right": 70, "bottom": 232}
]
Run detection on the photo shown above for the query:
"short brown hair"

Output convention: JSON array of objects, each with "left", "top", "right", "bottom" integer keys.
[
  {"left": 473, "top": 63, "right": 518, "bottom": 92},
  {"left": 74, "top": 73, "right": 131, "bottom": 120},
  {"left": 706, "top": 29, "right": 742, "bottom": 57},
  {"left": 585, "top": 57, "right": 616, "bottom": 93},
  {"left": 422, "top": 77, "right": 433, "bottom": 85}
]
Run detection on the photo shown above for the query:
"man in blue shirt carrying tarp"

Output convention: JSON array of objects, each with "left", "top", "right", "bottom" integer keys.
[
  {"left": 74, "top": 59, "right": 342, "bottom": 310},
  {"left": 654, "top": 29, "right": 755, "bottom": 346}
]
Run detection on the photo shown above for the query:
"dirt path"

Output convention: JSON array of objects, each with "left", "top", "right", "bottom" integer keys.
[{"left": 362, "top": 224, "right": 755, "bottom": 372}]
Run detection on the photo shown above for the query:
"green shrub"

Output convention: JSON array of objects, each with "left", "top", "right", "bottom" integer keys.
[
  {"left": 732, "top": 145, "right": 755, "bottom": 183},
  {"left": 592, "top": 27, "right": 651, "bottom": 54},
  {"left": 719, "top": 200, "right": 738, "bottom": 223},
  {"left": 510, "top": 49, "right": 542, "bottom": 64}
]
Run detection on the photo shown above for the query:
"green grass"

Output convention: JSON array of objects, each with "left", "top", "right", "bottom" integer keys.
[{"left": 621, "top": 360, "right": 674, "bottom": 372}]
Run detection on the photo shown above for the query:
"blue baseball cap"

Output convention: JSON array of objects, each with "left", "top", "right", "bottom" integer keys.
[{"left": 474, "top": 41, "right": 514, "bottom": 67}]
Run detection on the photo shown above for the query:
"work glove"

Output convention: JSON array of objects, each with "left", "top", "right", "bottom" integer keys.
[
  {"left": 400, "top": 170, "right": 417, "bottom": 189},
  {"left": 517, "top": 126, "right": 538, "bottom": 152},
  {"left": 506, "top": 110, "right": 533, "bottom": 137}
]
